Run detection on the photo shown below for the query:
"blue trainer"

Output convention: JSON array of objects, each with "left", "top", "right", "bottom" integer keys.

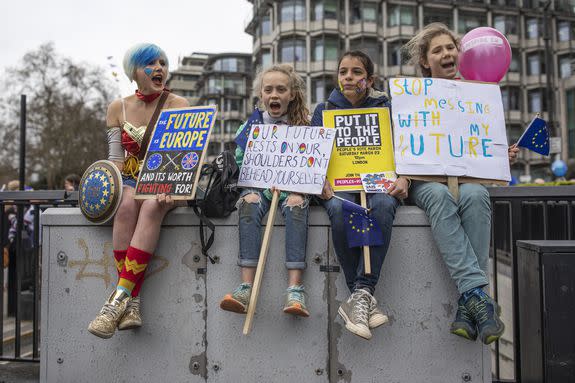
[
  {"left": 450, "top": 294, "right": 478, "bottom": 341},
  {"left": 463, "top": 287, "right": 505, "bottom": 345}
]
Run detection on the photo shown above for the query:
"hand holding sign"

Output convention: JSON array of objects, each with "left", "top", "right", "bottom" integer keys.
[
  {"left": 135, "top": 105, "right": 217, "bottom": 199},
  {"left": 238, "top": 124, "right": 336, "bottom": 194}
]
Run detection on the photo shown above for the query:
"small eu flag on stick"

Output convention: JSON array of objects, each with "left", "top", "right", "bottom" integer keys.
[
  {"left": 516, "top": 114, "right": 550, "bottom": 156},
  {"left": 338, "top": 196, "right": 385, "bottom": 248}
]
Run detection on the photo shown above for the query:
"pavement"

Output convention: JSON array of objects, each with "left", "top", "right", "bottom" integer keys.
[{"left": 0, "top": 361, "right": 39, "bottom": 383}]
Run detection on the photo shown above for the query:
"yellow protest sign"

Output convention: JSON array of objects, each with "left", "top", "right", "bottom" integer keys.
[{"left": 322, "top": 108, "right": 395, "bottom": 192}]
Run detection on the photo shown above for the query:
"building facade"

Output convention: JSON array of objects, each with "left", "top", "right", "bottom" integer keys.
[
  {"left": 168, "top": 53, "right": 210, "bottom": 106},
  {"left": 245, "top": 0, "right": 575, "bottom": 179},
  {"left": 169, "top": 53, "right": 253, "bottom": 159}
]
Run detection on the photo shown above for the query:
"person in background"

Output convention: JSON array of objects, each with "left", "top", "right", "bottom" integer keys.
[{"left": 64, "top": 174, "right": 80, "bottom": 191}]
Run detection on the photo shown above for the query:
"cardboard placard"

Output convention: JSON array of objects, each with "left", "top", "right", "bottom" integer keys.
[
  {"left": 389, "top": 77, "right": 511, "bottom": 182},
  {"left": 237, "top": 124, "right": 336, "bottom": 195},
  {"left": 322, "top": 108, "right": 395, "bottom": 192},
  {"left": 135, "top": 105, "right": 217, "bottom": 199}
]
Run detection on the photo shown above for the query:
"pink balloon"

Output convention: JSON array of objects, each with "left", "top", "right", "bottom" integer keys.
[{"left": 459, "top": 27, "right": 512, "bottom": 83}]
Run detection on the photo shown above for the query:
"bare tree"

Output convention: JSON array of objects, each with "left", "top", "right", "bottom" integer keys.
[{"left": 0, "top": 43, "right": 118, "bottom": 189}]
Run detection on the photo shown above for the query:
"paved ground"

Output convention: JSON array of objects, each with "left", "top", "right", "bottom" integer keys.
[{"left": 0, "top": 361, "right": 39, "bottom": 383}]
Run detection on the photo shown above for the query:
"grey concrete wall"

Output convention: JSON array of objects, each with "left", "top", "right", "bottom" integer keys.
[{"left": 40, "top": 206, "right": 490, "bottom": 383}]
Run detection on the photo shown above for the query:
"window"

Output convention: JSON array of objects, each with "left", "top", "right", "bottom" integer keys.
[
  {"left": 280, "top": 38, "right": 306, "bottom": 62},
  {"left": 558, "top": 21, "right": 572, "bottom": 42},
  {"left": 526, "top": 18, "right": 540, "bottom": 39},
  {"left": 208, "top": 78, "right": 222, "bottom": 94},
  {"left": 423, "top": 8, "right": 453, "bottom": 29},
  {"left": 387, "top": 4, "right": 415, "bottom": 27},
  {"left": 387, "top": 40, "right": 409, "bottom": 66},
  {"left": 223, "top": 78, "right": 245, "bottom": 95},
  {"left": 458, "top": 12, "right": 486, "bottom": 34},
  {"left": 507, "top": 124, "right": 523, "bottom": 143},
  {"left": 225, "top": 99, "right": 243, "bottom": 112},
  {"left": 214, "top": 58, "right": 245, "bottom": 73},
  {"left": 528, "top": 89, "right": 546, "bottom": 113},
  {"left": 559, "top": 55, "right": 573, "bottom": 78},
  {"left": 312, "top": 0, "right": 338, "bottom": 21},
  {"left": 311, "top": 77, "right": 334, "bottom": 103},
  {"left": 510, "top": 49, "right": 521, "bottom": 73},
  {"left": 261, "top": 14, "right": 271, "bottom": 35},
  {"left": 351, "top": 1, "right": 378, "bottom": 23},
  {"left": 501, "top": 87, "right": 520, "bottom": 111},
  {"left": 280, "top": 0, "right": 305, "bottom": 23},
  {"left": 312, "top": 37, "right": 339, "bottom": 61},
  {"left": 557, "top": 0, "right": 575, "bottom": 13},
  {"left": 493, "top": 15, "right": 518, "bottom": 35},
  {"left": 224, "top": 120, "right": 241, "bottom": 135},
  {"left": 567, "top": 89, "right": 575, "bottom": 157},
  {"left": 493, "top": 0, "right": 517, "bottom": 5},
  {"left": 527, "top": 52, "right": 545, "bottom": 76},
  {"left": 350, "top": 38, "right": 381, "bottom": 66},
  {"left": 262, "top": 50, "right": 272, "bottom": 69}
]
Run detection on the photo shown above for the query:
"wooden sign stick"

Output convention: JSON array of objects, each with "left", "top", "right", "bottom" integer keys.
[
  {"left": 243, "top": 189, "right": 280, "bottom": 335},
  {"left": 360, "top": 191, "right": 372, "bottom": 275},
  {"left": 447, "top": 176, "right": 459, "bottom": 201}
]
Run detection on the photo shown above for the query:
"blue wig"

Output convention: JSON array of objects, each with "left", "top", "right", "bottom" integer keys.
[{"left": 123, "top": 43, "right": 169, "bottom": 82}]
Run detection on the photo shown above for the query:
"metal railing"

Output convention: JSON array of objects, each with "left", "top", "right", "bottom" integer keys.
[
  {"left": 0, "top": 190, "right": 78, "bottom": 362},
  {"left": 2, "top": 185, "right": 574, "bottom": 377},
  {"left": 489, "top": 185, "right": 575, "bottom": 383}
]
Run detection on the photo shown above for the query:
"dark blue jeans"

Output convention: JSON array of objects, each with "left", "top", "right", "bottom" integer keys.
[{"left": 321, "top": 193, "right": 399, "bottom": 294}]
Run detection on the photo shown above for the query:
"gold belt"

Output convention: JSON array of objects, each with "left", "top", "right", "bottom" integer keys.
[{"left": 123, "top": 155, "right": 142, "bottom": 179}]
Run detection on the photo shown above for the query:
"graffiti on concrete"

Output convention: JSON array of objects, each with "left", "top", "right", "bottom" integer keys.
[{"left": 69, "top": 239, "right": 169, "bottom": 287}]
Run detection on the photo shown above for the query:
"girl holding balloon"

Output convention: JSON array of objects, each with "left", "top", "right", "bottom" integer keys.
[{"left": 403, "top": 23, "right": 518, "bottom": 345}]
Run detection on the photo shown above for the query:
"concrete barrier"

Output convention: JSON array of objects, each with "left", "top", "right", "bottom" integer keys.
[{"left": 40, "top": 206, "right": 490, "bottom": 383}]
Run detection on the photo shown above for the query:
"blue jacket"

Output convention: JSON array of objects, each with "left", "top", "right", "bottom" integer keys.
[{"left": 311, "top": 88, "right": 391, "bottom": 126}]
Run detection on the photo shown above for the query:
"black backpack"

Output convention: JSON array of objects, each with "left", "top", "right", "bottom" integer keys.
[{"left": 189, "top": 150, "right": 240, "bottom": 263}]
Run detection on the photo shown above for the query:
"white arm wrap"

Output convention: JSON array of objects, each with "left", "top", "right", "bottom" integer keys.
[{"left": 107, "top": 127, "right": 124, "bottom": 162}]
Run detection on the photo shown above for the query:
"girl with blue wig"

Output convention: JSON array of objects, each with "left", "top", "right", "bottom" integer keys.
[{"left": 88, "top": 43, "right": 189, "bottom": 339}]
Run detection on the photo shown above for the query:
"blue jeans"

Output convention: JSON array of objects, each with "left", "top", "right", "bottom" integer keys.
[
  {"left": 411, "top": 182, "right": 490, "bottom": 294},
  {"left": 237, "top": 189, "right": 309, "bottom": 270},
  {"left": 321, "top": 193, "right": 399, "bottom": 294}
]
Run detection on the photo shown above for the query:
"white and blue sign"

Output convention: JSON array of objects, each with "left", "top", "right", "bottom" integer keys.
[{"left": 135, "top": 105, "right": 217, "bottom": 199}]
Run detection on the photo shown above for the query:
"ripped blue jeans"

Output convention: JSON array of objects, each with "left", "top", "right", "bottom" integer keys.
[{"left": 237, "top": 189, "right": 309, "bottom": 270}]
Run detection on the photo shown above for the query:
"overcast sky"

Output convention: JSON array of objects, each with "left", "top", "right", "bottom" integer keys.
[{"left": 1, "top": 0, "right": 253, "bottom": 96}]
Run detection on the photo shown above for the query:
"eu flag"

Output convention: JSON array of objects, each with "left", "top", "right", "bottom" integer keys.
[
  {"left": 234, "top": 108, "right": 263, "bottom": 151},
  {"left": 517, "top": 116, "right": 550, "bottom": 156},
  {"left": 341, "top": 198, "right": 385, "bottom": 248}
]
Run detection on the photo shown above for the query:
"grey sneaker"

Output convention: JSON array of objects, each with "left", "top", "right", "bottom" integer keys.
[
  {"left": 283, "top": 285, "right": 309, "bottom": 317},
  {"left": 338, "top": 289, "right": 372, "bottom": 340},
  {"left": 368, "top": 295, "right": 389, "bottom": 329},
  {"left": 220, "top": 283, "right": 252, "bottom": 314},
  {"left": 88, "top": 291, "right": 128, "bottom": 339},
  {"left": 118, "top": 296, "right": 142, "bottom": 330}
]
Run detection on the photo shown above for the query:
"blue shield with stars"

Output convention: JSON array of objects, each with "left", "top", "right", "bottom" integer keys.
[
  {"left": 517, "top": 116, "right": 550, "bottom": 156},
  {"left": 341, "top": 198, "right": 385, "bottom": 248},
  {"left": 79, "top": 160, "right": 123, "bottom": 224}
]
